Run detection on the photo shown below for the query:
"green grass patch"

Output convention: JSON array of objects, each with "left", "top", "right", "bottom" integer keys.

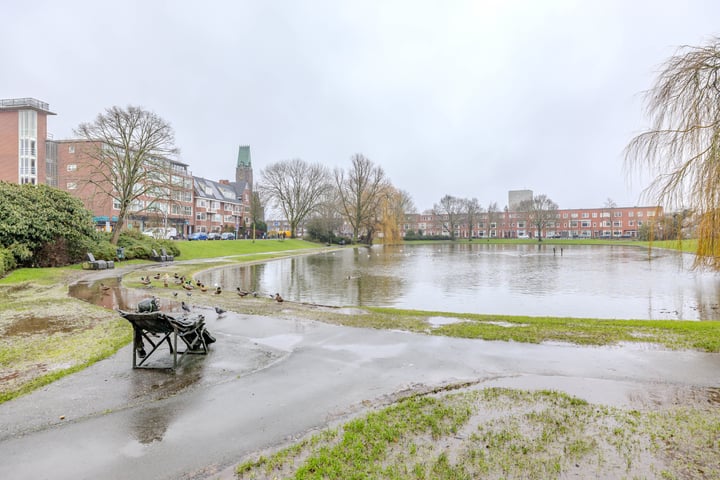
[
  {"left": 175, "top": 238, "right": 321, "bottom": 260},
  {"left": 236, "top": 387, "right": 720, "bottom": 479}
]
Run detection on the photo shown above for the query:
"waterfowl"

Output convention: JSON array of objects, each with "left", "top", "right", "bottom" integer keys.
[
  {"left": 275, "top": 293, "right": 284, "bottom": 303},
  {"left": 214, "top": 306, "right": 226, "bottom": 316},
  {"left": 181, "top": 301, "right": 191, "bottom": 312}
]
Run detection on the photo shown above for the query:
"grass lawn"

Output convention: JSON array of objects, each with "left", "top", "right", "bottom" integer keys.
[{"left": 175, "top": 238, "right": 322, "bottom": 260}]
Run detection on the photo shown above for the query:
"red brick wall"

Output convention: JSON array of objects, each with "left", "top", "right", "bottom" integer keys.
[{"left": 0, "top": 111, "right": 19, "bottom": 182}]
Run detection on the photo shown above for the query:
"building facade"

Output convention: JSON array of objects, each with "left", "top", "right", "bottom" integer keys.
[
  {"left": 0, "top": 98, "right": 57, "bottom": 187},
  {"left": 56, "top": 139, "right": 195, "bottom": 235},
  {"left": 403, "top": 205, "right": 663, "bottom": 240}
]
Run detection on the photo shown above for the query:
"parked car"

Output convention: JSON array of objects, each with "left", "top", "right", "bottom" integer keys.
[
  {"left": 220, "top": 232, "right": 235, "bottom": 240},
  {"left": 188, "top": 232, "right": 208, "bottom": 241},
  {"left": 208, "top": 232, "right": 222, "bottom": 240}
]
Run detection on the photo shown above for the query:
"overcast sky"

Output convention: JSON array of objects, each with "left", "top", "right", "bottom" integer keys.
[{"left": 3, "top": 1, "right": 718, "bottom": 211}]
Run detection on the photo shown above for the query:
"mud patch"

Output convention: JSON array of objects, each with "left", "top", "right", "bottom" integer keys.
[{"left": 3, "top": 316, "right": 80, "bottom": 337}]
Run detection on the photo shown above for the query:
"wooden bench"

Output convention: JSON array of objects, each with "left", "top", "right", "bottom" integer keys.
[
  {"left": 82, "top": 252, "right": 115, "bottom": 270},
  {"left": 118, "top": 310, "right": 215, "bottom": 369}
]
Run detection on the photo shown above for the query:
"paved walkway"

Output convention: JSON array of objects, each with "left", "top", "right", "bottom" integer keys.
[{"left": 1, "top": 297, "right": 719, "bottom": 479}]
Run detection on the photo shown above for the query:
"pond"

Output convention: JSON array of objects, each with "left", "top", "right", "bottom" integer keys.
[{"left": 197, "top": 243, "right": 720, "bottom": 320}]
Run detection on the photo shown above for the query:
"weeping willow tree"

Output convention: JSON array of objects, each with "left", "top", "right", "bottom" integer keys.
[{"left": 625, "top": 36, "right": 720, "bottom": 269}]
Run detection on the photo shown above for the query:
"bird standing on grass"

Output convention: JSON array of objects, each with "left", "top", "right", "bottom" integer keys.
[
  {"left": 275, "top": 293, "right": 284, "bottom": 303},
  {"left": 214, "top": 306, "right": 226, "bottom": 316}
]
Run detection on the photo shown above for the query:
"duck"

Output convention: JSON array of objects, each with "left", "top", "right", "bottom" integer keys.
[
  {"left": 182, "top": 283, "right": 194, "bottom": 291},
  {"left": 140, "top": 277, "right": 151, "bottom": 286},
  {"left": 237, "top": 287, "right": 249, "bottom": 297},
  {"left": 100, "top": 282, "right": 111, "bottom": 292},
  {"left": 181, "top": 301, "right": 191, "bottom": 312},
  {"left": 200, "top": 284, "right": 208, "bottom": 292},
  {"left": 153, "top": 273, "right": 161, "bottom": 280},
  {"left": 196, "top": 280, "right": 202, "bottom": 287},
  {"left": 214, "top": 286, "right": 222, "bottom": 295},
  {"left": 275, "top": 293, "right": 284, "bottom": 303}
]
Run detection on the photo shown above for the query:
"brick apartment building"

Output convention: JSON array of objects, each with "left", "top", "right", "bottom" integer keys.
[
  {"left": 0, "top": 98, "right": 58, "bottom": 187},
  {"left": 404, "top": 205, "right": 663, "bottom": 239},
  {"left": 56, "top": 139, "right": 195, "bottom": 235}
]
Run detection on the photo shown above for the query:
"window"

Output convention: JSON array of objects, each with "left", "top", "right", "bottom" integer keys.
[
  {"left": 68, "top": 145, "right": 75, "bottom": 153},
  {"left": 647, "top": 211, "right": 656, "bottom": 217},
  {"left": 628, "top": 211, "right": 634, "bottom": 217},
  {"left": 637, "top": 212, "right": 643, "bottom": 217},
  {"left": 66, "top": 182, "right": 77, "bottom": 190},
  {"left": 581, "top": 221, "right": 590, "bottom": 227},
  {"left": 582, "top": 213, "right": 589, "bottom": 218},
  {"left": 113, "top": 199, "right": 121, "bottom": 210},
  {"left": 613, "top": 221, "right": 622, "bottom": 227},
  {"left": 571, "top": 213, "right": 578, "bottom": 218},
  {"left": 592, "top": 213, "right": 597, "bottom": 218},
  {"left": 614, "top": 211, "right": 622, "bottom": 217},
  {"left": 563, "top": 213, "right": 568, "bottom": 218},
  {"left": 66, "top": 164, "right": 77, "bottom": 172},
  {"left": 197, "top": 199, "right": 207, "bottom": 208},
  {"left": 196, "top": 212, "right": 207, "bottom": 221},
  {"left": 628, "top": 220, "right": 634, "bottom": 226}
]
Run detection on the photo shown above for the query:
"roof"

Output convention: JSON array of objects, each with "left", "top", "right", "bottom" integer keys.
[
  {"left": 193, "top": 176, "right": 243, "bottom": 203},
  {"left": 237, "top": 145, "right": 251, "bottom": 168},
  {"left": 0, "top": 98, "right": 56, "bottom": 115}
]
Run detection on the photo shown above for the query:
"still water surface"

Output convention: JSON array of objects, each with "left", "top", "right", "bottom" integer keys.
[{"left": 199, "top": 243, "right": 720, "bottom": 320}]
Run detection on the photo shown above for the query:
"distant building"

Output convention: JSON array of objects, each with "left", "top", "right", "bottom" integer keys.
[
  {"left": 508, "top": 189, "right": 533, "bottom": 210},
  {"left": 0, "top": 98, "right": 57, "bottom": 186},
  {"left": 403, "top": 204, "right": 663, "bottom": 239},
  {"left": 235, "top": 145, "right": 253, "bottom": 191},
  {"left": 192, "top": 176, "right": 251, "bottom": 234}
]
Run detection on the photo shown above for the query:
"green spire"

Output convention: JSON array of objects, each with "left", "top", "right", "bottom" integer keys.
[{"left": 237, "top": 145, "right": 251, "bottom": 168}]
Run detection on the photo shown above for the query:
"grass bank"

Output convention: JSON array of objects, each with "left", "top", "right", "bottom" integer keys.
[
  {"left": 175, "top": 238, "right": 320, "bottom": 260},
  {"left": 237, "top": 387, "right": 720, "bottom": 479}
]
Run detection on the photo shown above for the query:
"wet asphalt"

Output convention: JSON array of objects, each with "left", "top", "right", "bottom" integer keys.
[{"left": 1, "top": 299, "right": 720, "bottom": 479}]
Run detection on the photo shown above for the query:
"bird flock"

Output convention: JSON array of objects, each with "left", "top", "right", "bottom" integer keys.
[{"left": 129, "top": 271, "right": 286, "bottom": 319}]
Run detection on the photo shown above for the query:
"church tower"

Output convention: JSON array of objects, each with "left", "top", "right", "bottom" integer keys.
[{"left": 235, "top": 145, "right": 253, "bottom": 190}]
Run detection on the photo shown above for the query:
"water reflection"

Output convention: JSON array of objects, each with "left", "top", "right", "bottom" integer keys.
[{"left": 197, "top": 244, "right": 720, "bottom": 320}]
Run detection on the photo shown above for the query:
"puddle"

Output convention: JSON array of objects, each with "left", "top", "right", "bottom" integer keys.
[
  {"left": 484, "top": 321, "right": 527, "bottom": 328},
  {"left": 323, "top": 343, "right": 407, "bottom": 361},
  {"left": 68, "top": 280, "right": 186, "bottom": 315},
  {"left": 3, "top": 316, "right": 81, "bottom": 337},
  {"left": 249, "top": 334, "right": 303, "bottom": 351},
  {"left": 427, "top": 316, "right": 463, "bottom": 327}
]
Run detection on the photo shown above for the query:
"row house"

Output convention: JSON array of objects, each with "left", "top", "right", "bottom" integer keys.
[
  {"left": 403, "top": 205, "right": 663, "bottom": 240},
  {"left": 192, "top": 177, "right": 251, "bottom": 235},
  {"left": 56, "top": 139, "right": 195, "bottom": 235}
]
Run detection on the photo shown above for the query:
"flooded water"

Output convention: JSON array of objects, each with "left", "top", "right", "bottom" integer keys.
[{"left": 197, "top": 243, "right": 720, "bottom": 320}]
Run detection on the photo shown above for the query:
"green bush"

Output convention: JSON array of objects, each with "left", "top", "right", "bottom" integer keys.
[
  {"left": 0, "top": 246, "right": 17, "bottom": 277},
  {"left": 0, "top": 182, "right": 97, "bottom": 267},
  {"left": 111, "top": 230, "right": 180, "bottom": 260}
]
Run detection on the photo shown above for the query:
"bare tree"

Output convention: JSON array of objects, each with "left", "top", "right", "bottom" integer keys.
[
  {"left": 463, "top": 198, "right": 482, "bottom": 241},
  {"left": 486, "top": 201, "right": 500, "bottom": 238},
  {"left": 433, "top": 194, "right": 464, "bottom": 240},
  {"left": 625, "top": 36, "right": 720, "bottom": 268},
  {"left": 335, "top": 154, "right": 389, "bottom": 244},
  {"left": 518, "top": 194, "right": 559, "bottom": 241},
  {"left": 74, "top": 105, "right": 179, "bottom": 244},
  {"left": 259, "top": 158, "right": 331, "bottom": 238}
]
